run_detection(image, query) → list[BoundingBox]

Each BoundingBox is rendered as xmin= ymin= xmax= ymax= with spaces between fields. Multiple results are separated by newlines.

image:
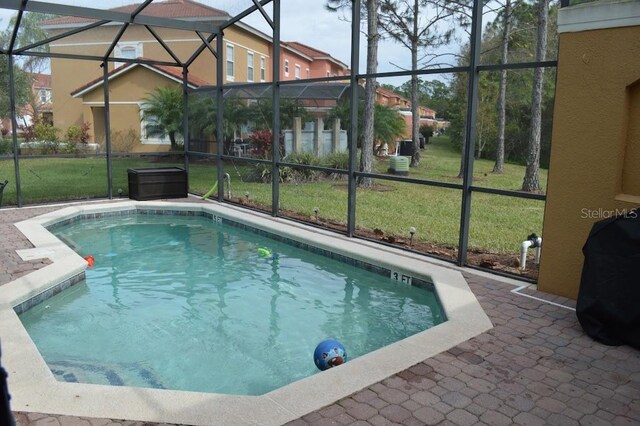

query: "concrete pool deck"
xmin=1 ymin=198 xmax=639 ymax=426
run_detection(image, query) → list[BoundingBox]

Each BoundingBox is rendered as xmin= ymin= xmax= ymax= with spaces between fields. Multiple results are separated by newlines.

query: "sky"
xmin=0 ymin=0 xmax=474 ymax=87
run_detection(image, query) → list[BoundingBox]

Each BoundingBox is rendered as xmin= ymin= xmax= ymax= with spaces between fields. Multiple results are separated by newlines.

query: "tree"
xmin=492 ymin=0 xmax=512 ymax=174
xmin=379 ymin=0 xmax=462 ymax=167
xmin=4 ymin=12 xmax=54 ymax=123
xmin=0 ymin=54 xmax=30 ymax=120
xmin=248 ymin=97 xmax=311 ymax=130
xmin=522 ymin=0 xmax=549 ymax=192
xmin=397 ymin=78 xmax=452 ymax=119
xmin=328 ymin=98 xmax=406 ymax=151
xmin=326 ymin=0 xmax=380 ymax=188
xmin=141 ymin=86 xmax=183 ymax=150
xmin=189 ymin=95 xmax=250 ymax=148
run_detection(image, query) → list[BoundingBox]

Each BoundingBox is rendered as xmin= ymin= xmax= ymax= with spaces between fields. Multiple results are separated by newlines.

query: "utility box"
xmin=388 ymin=156 xmax=410 ymax=176
xmin=127 ymin=167 xmax=188 ymax=201
xmin=398 ymin=140 xmax=415 ymax=156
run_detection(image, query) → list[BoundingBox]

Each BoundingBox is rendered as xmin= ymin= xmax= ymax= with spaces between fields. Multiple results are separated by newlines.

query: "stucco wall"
xmin=538 ymin=1 xmax=640 ymax=298
xmin=47 ymin=23 xmax=270 ymax=143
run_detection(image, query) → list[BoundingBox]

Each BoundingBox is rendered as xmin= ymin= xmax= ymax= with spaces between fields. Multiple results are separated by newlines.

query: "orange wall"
xmin=280 ymin=49 xmax=312 ymax=81
xmin=309 ymin=58 xmax=347 ymax=79
xmin=538 ymin=3 xmax=640 ymax=298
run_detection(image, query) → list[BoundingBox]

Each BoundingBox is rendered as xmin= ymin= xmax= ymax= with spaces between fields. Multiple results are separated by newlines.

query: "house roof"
xmin=71 ymin=60 xmax=207 ymax=97
xmin=376 ymin=86 xmax=405 ymax=101
xmin=284 ymin=41 xmax=332 ymax=59
xmin=221 ymin=82 xmax=362 ymax=103
xmin=41 ymin=0 xmax=229 ymax=27
xmin=376 ymin=86 xmax=436 ymax=116
xmin=30 ymin=73 xmax=51 ymax=89
xmin=283 ymin=41 xmax=349 ymax=70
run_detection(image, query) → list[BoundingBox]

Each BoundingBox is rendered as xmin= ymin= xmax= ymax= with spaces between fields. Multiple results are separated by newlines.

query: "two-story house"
xmin=40 ymin=0 xmax=351 ymax=153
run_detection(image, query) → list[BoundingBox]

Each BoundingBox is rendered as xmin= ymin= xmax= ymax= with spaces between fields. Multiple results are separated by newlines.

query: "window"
xmin=139 ymin=104 xmax=182 ymax=146
xmin=260 ymin=56 xmax=266 ymax=81
xmin=120 ymin=46 xmax=136 ymax=59
xmin=294 ymin=64 xmax=301 ymax=80
xmin=226 ymin=44 xmax=234 ymax=81
xmin=115 ymin=42 xmax=142 ymax=68
xmin=39 ymin=89 xmax=50 ymax=103
xmin=247 ymin=52 xmax=254 ymax=82
xmin=284 ymin=60 xmax=289 ymax=77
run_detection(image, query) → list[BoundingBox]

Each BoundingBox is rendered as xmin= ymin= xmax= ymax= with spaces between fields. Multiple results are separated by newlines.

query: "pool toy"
xmin=84 ymin=255 xmax=95 ymax=268
xmin=314 ymin=339 xmax=347 ymax=371
xmin=258 ymin=248 xmax=280 ymax=263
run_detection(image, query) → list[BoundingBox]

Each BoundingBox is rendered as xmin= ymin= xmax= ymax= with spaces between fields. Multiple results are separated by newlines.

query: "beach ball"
xmin=314 ymin=339 xmax=347 ymax=371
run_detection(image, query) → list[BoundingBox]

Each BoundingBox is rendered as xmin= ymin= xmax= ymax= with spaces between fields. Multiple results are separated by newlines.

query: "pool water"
xmin=19 ymin=214 xmax=444 ymax=395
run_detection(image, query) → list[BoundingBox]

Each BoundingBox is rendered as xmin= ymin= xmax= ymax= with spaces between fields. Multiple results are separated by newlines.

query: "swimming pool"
xmin=21 ymin=213 xmax=444 ymax=395
xmin=1 ymin=200 xmax=492 ymax=425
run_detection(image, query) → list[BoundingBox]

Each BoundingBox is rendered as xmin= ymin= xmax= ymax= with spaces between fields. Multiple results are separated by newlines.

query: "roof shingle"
xmin=42 ymin=0 xmax=229 ymax=27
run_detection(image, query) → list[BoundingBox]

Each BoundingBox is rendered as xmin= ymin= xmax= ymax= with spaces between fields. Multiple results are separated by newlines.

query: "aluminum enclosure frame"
xmin=0 ymin=0 xmax=558 ymax=278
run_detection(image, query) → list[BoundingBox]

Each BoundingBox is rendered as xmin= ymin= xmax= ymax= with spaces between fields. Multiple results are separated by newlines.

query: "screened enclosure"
xmin=0 ymin=0 xmax=581 ymax=281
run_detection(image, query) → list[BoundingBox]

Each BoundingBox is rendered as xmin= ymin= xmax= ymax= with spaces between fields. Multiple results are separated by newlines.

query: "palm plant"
xmin=140 ymin=86 xmax=183 ymax=151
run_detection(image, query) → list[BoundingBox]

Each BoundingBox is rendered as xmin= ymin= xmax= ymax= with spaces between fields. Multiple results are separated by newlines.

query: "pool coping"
xmin=0 ymin=200 xmax=493 ymax=426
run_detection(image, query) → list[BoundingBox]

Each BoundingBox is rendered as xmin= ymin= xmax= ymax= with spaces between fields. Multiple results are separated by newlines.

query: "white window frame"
xmin=115 ymin=42 xmax=142 ymax=68
xmin=284 ymin=59 xmax=289 ymax=77
xmin=260 ymin=56 xmax=266 ymax=82
xmin=39 ymin=89 xmax=49 ymax=103
xmin=294 ymin=64 xmax=301 ymax=80
xmin=139 ymin=103 xmax=181 ymax=145
xmin=226 ymin=43 xmax=235 ymax=81
xmin=247 ymin=51 xmax=254 ymax=82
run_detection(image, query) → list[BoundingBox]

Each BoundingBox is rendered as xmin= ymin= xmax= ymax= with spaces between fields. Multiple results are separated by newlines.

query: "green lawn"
xmin=0 ymin=137 xmax=547 ymax=255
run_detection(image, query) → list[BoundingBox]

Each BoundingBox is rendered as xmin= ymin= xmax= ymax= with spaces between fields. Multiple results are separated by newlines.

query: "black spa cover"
xmin=576 ymin=209 xmax=640 ymax=348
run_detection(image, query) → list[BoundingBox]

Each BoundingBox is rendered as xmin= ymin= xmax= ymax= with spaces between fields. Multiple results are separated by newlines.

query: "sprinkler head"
xmin=409 ymin=227 xmax=416 ymax=247
xmin=313 ymin=207 xmax=319 ymax=221
xmin=117 ymin=188 xmax=123 ymax=197
xmin=244 ymin=191 xmax=250 ymax=198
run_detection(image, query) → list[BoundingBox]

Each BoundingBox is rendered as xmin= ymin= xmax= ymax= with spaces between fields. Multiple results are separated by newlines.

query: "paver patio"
xmin=2 ymin=202 xmax=638 ymax=426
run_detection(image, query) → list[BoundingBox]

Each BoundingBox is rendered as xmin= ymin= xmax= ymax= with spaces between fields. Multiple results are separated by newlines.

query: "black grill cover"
xmin=576 ymin=209 xmax=640 ymax=348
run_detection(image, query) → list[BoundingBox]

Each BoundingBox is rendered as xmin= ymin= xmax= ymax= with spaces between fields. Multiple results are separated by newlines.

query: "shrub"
xmin=323 ymin=151 xmax=349 ymax=170
xmin=22 ymin=125 xmax=35 ymax=142
xmin=62 ymin=141 xmax=80 ymax=154
xmin=0 ymin=138 xmax=12 ymax=155
xmin=419 ymin=124 xmax=434 ymax=143
xmin=286 ymin=151 xmax=322 ymax=182
xmin=249 ymin=161 xmax=294 ymax=183
xmin=110 ymin=129 xmax=139 ymax=153
xmin=34 ymin=122 xmax=59 ymax=142
xmin=66 ymin=122 xmax=91 ymax=145
xmin=249 ymin=129 xmax=273 ymax=157
xmin=322 ymin=151 xmax=349 ymax=180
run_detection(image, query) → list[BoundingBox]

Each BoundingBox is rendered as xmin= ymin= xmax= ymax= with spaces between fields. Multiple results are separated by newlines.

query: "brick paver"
xmin=3 ymin=203 xmax=639 ymax=426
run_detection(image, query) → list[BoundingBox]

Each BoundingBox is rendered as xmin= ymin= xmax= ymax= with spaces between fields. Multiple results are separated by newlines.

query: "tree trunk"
xmin=522 ymin=0 xmax=549 ymax=192
xmin=457 ymin=135 xmax=465 ymax=178
xmin=169 ymin=131 xmax=177 ymax=151
xmin=358 ymin=0 xmax=379 ymax=188
xmin=493 ymin=0 xmax=511 ymax=174
xmin=409 ymin=0 xmax=420 ymax=167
